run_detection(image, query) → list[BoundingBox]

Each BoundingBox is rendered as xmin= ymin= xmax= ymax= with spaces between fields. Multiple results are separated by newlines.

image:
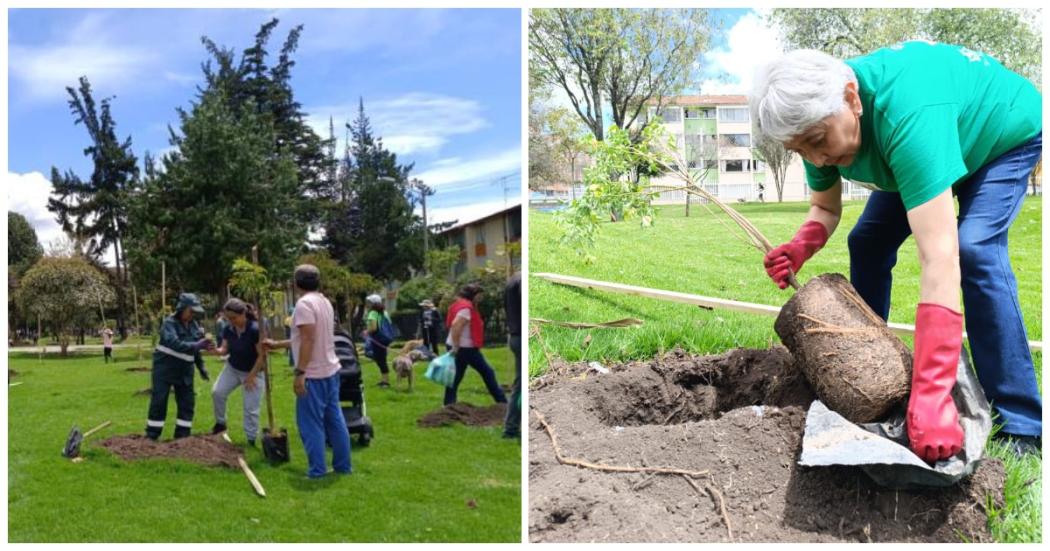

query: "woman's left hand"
xmin=244 ymin=373 xmax=257 ymax=391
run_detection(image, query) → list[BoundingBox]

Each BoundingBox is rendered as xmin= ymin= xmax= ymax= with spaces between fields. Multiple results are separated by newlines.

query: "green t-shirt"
xmin=805 ymin=41 xmax=1041 ymax=210
xmin=366 ymin=310 xmax=390 ymax=331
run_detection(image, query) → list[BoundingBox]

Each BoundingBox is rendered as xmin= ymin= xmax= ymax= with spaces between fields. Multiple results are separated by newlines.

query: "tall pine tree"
xmin=322 ymin=99 xmax=423 ymax=282
xmin=48 ymin=76 xmax=138 ymax=339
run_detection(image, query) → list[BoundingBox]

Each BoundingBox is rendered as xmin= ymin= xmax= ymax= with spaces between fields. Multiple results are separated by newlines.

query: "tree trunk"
xmin=774 ymin=274 xmax=912 ymax=423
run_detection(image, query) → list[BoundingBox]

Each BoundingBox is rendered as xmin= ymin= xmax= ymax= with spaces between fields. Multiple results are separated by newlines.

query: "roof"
xmin=438 ymin=202 xmax=522 ymax=234
xmin=647 ymin=95 xmax=748 ymax=106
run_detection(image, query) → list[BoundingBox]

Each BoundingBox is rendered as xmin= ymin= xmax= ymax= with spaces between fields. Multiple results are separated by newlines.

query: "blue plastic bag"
xmin=424 ymin=352 xmax=457 ymax=388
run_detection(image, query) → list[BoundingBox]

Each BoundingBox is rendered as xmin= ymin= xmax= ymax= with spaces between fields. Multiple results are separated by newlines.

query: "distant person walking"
xmin=444 ymin=283 xmax=507 ymax=406
xmin=208 ymin=298 xmax=265 ymax=446
xmin=503 ymin=272 xmax=522 ymax=439
xmin=418 ymin=299 xmax=443 ymax=356
xmin=101 ymin=326 xmax=114 ymax=364
xmin=364 ymin=294 xmax=393 ymax=388
xmin=263 ymin=265 xmax=351 ymax=479
xmin=145 ymin=293 xmax=213 ymax=440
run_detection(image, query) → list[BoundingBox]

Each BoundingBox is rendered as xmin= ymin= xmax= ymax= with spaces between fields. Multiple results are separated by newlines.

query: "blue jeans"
xmin=848 ymin=132 xmax=1043 ymax=436
xmin=296 ymin=372 xmax=352 ymax=478
xmin=444 ymin=347 xmax=508 ymax=406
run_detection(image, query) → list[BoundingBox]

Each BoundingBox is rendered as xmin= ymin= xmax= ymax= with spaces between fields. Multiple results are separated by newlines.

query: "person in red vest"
xmin=444 ymin=283 xmax=508 ymax=406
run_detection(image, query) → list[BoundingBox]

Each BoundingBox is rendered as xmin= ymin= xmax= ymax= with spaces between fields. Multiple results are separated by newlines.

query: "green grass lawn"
xmin=8 ymin=344 xmax=520 ymax=543
xmin=529 ymin=198 xmax=1041 ymax=543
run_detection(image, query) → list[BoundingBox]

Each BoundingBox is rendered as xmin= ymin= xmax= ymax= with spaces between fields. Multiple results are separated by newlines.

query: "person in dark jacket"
xmin=145 ymin=293 xmax=214 ymax=440
xmin=502 ymin=272 xmax=522 ymax=439
xmin=418 ymin=299 xmax=443 ymax=355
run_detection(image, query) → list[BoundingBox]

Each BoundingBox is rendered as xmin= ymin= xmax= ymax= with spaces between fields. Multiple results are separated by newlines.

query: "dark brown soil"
xmin=775 ymin=274 xmax=912 ymax=422
xmin=97 ymin=434 xmax=242 ymax=468
xmin=529 ymin=347 xmax=1003 ymax=543
xmin=418 ymin=403 xmax=508 ymax=428
xmin=124 ymin=366 xmax=150 ymax=372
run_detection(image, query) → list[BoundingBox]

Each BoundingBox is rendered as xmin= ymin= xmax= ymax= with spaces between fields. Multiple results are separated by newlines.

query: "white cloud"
xmin=7 ymin=172 xmax=66 ymax=249
xmin=426 ymin=198 xmax=520 ymax=227
xmin=413 ymin=147 xmax=520 ymax=189
xmin=305 ymin=92 xmax=488 ymax=157
xmin=697 ymin=10 xmax=784 ymax=95
xmin=163 ymin=71 xmax=198 ymax=86
xmin=9 ymin=13 xmax=157 ymax=103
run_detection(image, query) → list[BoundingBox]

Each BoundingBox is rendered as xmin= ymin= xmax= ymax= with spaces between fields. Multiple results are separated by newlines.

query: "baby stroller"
xmin=334 ymin=327 xmax=374 ymax=446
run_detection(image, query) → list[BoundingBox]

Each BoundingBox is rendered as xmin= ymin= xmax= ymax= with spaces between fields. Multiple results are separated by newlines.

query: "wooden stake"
xmin=238 ymin=456 xmax=266 ymax=497
xmin=533 ymin=272 xmax=1044 ymax=352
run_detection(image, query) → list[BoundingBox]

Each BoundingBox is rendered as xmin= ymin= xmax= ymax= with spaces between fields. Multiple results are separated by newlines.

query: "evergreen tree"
xmin=322 ymin=99 xmax=423 ymax=282
xmin=127 ymin=87 xmax=303 ymax=299
xmin=47 ymin=76 xmax=138 ymax=339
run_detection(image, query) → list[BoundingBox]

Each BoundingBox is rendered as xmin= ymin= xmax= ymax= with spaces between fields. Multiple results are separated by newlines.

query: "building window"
xmin=685 ymin=107 xmax=715 ymax=119
xmin=718 ymin=107 xmax=749 ymax=123
xmin=650 ymin=106 xmax=681 ymax=123
xmin=750 ymin=159 xmax=765 ymax=172
xmin=474 ymin=230 xmax=486 ymax=258
xmin=720 ymin=134 xmax=751 ymax=147
xmin=723 ymin=160 xmax=746 ymax=172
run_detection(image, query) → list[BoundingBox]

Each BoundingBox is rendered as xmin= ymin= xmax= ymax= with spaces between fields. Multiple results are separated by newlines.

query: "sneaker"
xmin=211 ymin=422 xmax=227 ymax=435
xmin=994 ymin=433 xmax=1041 ymax=458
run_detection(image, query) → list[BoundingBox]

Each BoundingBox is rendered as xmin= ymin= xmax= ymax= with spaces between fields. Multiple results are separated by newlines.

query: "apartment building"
xmin=642 ymin=95 xmax=816 ymax=203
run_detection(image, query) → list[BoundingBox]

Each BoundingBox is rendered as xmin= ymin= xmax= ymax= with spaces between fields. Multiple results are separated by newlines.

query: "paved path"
xmin=8 ymin=343 xmax=147 ymax=353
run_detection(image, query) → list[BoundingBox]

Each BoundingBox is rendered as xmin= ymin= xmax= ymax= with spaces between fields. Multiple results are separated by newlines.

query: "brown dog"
xmin=393 ymin=339 xmax=428 ymax=392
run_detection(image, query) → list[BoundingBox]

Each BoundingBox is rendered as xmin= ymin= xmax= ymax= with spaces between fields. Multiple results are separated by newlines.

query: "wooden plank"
xmin=238 ymin=456 xmax=266 ymax=497
xmin=533 ymin=272 xmax=1043 ymax=352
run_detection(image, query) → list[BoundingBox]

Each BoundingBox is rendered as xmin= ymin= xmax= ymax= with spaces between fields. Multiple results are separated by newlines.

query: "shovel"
xmin=260 ymin=311 xmax=289 ymax=464
xmin=62 ymin=420 xmax=111 ymax=458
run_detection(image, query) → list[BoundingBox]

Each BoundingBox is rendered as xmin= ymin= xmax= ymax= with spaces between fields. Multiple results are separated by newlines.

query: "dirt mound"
xmin=124 ymin=366 xmax=150 ymax=372
xmin=97 ymin=434 xmax=242 ymax=468
xmin=418 ymin=403 xmax=508 ymax=428
xmin=529 ymin=347 xmax=1004 ymax=543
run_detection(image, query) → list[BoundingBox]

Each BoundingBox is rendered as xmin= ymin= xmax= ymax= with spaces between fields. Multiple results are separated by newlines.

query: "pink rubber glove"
xmin=763 ymin=220 xmax=829 ymax=289
xmin=907 ymin=303 xmax=965 ymax=463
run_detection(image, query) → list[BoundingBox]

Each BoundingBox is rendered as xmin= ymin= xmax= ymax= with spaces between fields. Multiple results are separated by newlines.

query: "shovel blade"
xmin=62 ymin=426 xmax=83 ymax=458
xmin=262 ymin=427 xmax=290 ymax=464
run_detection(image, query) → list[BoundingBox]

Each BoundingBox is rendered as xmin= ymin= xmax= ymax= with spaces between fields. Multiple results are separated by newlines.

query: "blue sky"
xmin=7 ymin=8 xmax=522 ymax=250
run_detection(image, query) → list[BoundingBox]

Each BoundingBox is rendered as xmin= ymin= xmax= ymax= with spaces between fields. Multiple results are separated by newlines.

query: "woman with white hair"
xmin=364 ymin=293 xmax=394 ymax=388
xmin=751 ymin=41 xmax=1041 ymax=461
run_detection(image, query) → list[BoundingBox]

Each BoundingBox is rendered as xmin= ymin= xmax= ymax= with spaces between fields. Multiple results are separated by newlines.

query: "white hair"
xmin=750 ymin=49 xmax=857 ymax=143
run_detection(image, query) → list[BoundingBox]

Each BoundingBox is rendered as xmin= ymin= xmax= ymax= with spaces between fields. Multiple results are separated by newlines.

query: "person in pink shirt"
xmin=263 ymin=264 xmax=351 ymax=478
xmin=101 ymin=326 xmax=114 ymax=363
